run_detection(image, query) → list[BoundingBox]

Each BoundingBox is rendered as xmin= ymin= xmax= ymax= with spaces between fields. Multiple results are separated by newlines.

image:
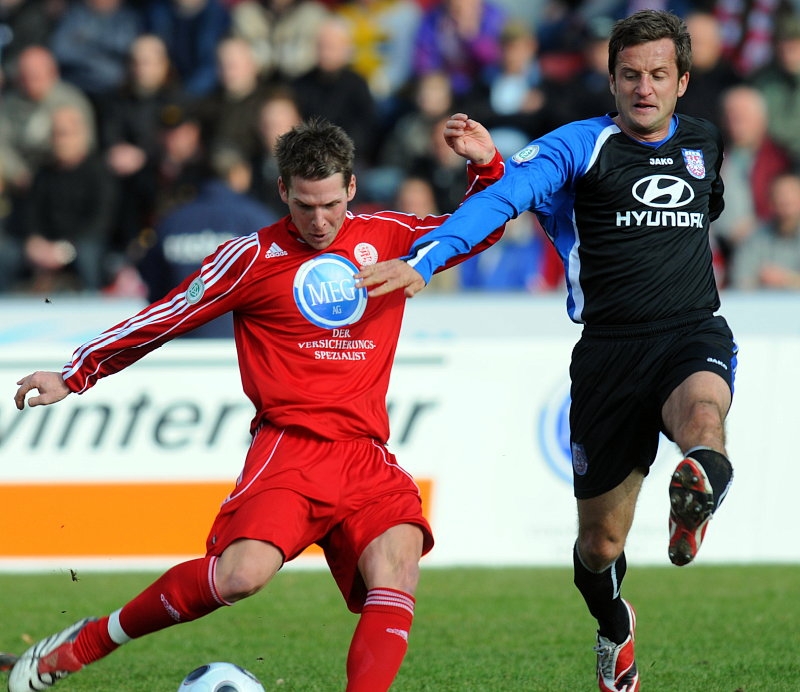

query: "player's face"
xmin=280 ymin=173 xmax=356 ymax=250
xmin=609 ymin=37 xmax=689 ymax=142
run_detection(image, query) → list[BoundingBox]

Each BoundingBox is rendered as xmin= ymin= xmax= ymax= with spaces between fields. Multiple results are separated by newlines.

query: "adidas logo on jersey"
xmin=264 ymin=242 xmax=288 ymax=259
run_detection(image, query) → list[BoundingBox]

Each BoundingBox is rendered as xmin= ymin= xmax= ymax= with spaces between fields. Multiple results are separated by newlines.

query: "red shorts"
xmin=205 ymin=424 xmax=434 ymax=612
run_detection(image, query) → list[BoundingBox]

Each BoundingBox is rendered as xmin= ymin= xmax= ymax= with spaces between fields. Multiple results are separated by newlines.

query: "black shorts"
xmin=569 ymin=311 xmax=737 ymax=500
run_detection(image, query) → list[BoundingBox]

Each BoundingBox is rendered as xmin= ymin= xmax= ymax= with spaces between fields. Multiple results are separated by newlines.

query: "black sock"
xmin=573 ymin=543 xmax=630 ymax=643
xmin=685 ymin=447 xmax=733 ymax=512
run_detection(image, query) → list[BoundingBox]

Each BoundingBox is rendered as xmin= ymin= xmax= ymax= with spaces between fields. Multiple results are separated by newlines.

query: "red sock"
xmin=73 ymin=616 xmax=118 ymax=665
xmin=346 ymin=588 xmax=415 ymax=692
xmin=119 ymin=556 xmax=229 ymax=638
xmin=73 ymin=556 xmax=229 ymax=665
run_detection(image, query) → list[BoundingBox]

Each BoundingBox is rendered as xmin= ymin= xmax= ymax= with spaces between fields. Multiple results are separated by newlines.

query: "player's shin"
xmin=573 ymin=543 xmax=630 ymax=643
xmin=345 ymin=588 xmax=415 ymax=692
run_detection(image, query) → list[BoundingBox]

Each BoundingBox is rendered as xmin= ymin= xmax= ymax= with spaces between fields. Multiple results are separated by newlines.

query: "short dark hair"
xmin=608 ymin=10 xmax=691 ymax=77
xmin=274 ymin=118 xmax=355 ymax=189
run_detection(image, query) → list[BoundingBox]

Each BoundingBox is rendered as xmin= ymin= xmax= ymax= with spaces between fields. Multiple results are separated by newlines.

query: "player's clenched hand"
xmin=14 ymin=371 xmax=70 ymax=410
xmin=355 ymin=260 xmax=426 ymax=298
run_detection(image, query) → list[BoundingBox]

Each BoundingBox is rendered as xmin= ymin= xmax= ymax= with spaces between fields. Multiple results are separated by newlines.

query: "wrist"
xmin=470 ymin=148 xmax=500 ymax=167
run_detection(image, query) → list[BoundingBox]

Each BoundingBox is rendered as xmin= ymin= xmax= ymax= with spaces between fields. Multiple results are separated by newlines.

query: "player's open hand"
xmin=355 ymin=260 xmax=426 ymax=298
xmin=14 ymin=371 xmax=70 ymax=410
xmin=444 ymin=112 xmax=497 ymax=166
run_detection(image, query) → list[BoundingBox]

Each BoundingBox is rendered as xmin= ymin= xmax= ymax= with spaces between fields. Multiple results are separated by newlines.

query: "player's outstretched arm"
xmin=14 ymin=371 xmax=70 ymax=410
xmin=444 ymin=112 xmax=497 ymax=165
xmin=355 ymin=259 xmax=426 ymax=298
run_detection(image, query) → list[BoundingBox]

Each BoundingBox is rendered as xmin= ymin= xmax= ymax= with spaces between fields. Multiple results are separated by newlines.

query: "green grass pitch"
xmin=0 ymin=564 xmax=797 ymax=691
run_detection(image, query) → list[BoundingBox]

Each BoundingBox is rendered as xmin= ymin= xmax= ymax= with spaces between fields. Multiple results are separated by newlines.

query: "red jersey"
xmin=62 ymin=153 xmax=505 ymax=442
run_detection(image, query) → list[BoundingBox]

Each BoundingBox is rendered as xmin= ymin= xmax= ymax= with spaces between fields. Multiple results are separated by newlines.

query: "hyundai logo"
xmin=632 ymin=175 xmax=694 ymax=208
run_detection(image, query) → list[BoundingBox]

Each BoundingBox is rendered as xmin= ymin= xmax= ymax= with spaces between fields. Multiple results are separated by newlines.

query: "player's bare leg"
xmin=346 ymin=523 xmax=423 ymax=692
xmin=8 ymin=541 xmax=282 ymax=692
xmin=662 ymin=371 xmax=733 ymax=565
xmin=575 ymin=470 xmax=644 ymax=692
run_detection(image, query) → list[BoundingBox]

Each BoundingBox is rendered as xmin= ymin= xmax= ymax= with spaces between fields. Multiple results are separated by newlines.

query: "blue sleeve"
xmin=404 ymin=121 xmax=600 ymax=283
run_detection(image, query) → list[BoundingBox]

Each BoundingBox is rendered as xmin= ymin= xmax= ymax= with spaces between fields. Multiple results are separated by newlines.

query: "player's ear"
xmin=677 ymin=71 xmax=689 ymax=98
xmin=347 ymin=174 xmax=357 ymax=202
xmin=278 ymin=176 xmax=289 ymax=203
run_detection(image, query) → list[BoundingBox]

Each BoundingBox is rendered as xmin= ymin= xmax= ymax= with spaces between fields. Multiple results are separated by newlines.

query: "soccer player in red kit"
xmin=10 ymin=114 xmax=505 ymax=692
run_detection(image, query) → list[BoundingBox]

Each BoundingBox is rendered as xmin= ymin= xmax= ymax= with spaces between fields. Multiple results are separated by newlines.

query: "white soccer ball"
xmin=177 ymin=661 xmax=266 ymax=692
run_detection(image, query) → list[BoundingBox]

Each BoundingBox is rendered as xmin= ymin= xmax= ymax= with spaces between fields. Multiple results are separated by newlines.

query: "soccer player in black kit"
xmin=356 ymin=10 xmax=737 ymax=692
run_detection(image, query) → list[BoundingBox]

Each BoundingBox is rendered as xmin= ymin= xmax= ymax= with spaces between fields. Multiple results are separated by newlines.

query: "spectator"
xmin=392 ymin=173 xmax=458 ymax=291
xmin=0 ymin=0 xmax=63 ymax=81
xmin=713 ymin=84 xmax=792 ymax=268
xmin=379 ymin=70 xmax=455 ymax=168
xmin=150 ymin=99 xmax=209 ymax=224
xmin=197 ymin=36 xmax=274 ymax=162
xmin=334 ymin=0 xmax=422 ymax=115
xmin=463 ymin=17 xmax=549 ymax=155
xmin=393 ymin=173 xmax=439 ymax=218
xmin=677 ymin=10 xmax=743 ymax=132
xmin=143 ymin=0 xmax=231 ymax=97
xmin=229 ymin=0 xmax=330 ymax=82
xmin=730 ymin=171 xmax=800 ymax=289
xmin=750 ymin=13 xmax=800 ymax=164
xmin=542 ymin=15 xmax=616 ymax=128
xmin=0 ymin=45 xmax=95 ymax=195
xmin=601 ymin=0 xmax=695 ymax=22
xmin=49 ymin=0 xmax=143 ymax=112
xmin=21 ymin=104 xmax=117 ymax=293
xmin=0 ymin=159 xmax=24 ymax=292
xmin=458 ymin=212 xmax=564 ymax=292
xmin=290 ymin=15 xmax=378 ymax=166
xmin=412 ymin=0 xmax=507 ymax=98
xmin=138 ymin=146 xmax=278 ymax=335
xmin=714 ymin=0 xmax=782 ymax=75
xmin=370 ymin=70 xmax=455 ymax=203
xmin=248 ymin=85 xmax=303 ymax=212
xmin=404 ymin=113 xmax=476 ymax=215
xmin=99 ymin=33 xmax=187 ymax=257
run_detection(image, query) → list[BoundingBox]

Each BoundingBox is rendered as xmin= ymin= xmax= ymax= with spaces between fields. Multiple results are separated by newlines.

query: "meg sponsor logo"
xmin=293 ymin=253 xmax=368 ymax=329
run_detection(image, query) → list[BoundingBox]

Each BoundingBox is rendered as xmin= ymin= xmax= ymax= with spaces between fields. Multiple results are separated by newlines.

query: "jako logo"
xmin=293 ymin=253 xmax=368 ymax=329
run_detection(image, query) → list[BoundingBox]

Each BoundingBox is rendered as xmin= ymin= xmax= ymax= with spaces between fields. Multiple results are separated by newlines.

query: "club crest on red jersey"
xmin=354 ymin=242 xmax=378 ymax=267
xmin=293 ymin=253 xmax=368 ymax=329
xmin=681 ymin=148 xmax=705 ymax=179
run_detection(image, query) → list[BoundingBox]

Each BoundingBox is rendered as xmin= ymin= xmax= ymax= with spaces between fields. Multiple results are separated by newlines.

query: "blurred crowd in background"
xmin=2 ymin=0 xmax=800 ymax=306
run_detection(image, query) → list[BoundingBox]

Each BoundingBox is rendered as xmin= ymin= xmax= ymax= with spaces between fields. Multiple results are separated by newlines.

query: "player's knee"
xmin=392 ymin=558 xmax=421 ymax=593
xmin=668 ymin=397 xmax=728 ymax=450
xmin=216 ymin=564 xmax=270 ymax=602
xmin=577 ymin=533 xmax=624 ymax=572
xmin=361 ymin=552 xmax=421 ymax=594
xmin=215 ymin=540 xmax=281 ymax=602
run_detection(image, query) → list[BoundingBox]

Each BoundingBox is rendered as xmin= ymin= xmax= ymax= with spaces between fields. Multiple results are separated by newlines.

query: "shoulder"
xmin=675 ymin=114 xmax=724 ymax=152
xmin=509 ymin=116 xmax=618 ymax=172
xmin=346 ymin=209 xmax=420 ymax=230
xmin=676 ymin=113 xmax=720 ymax=136
xmin=539 ymin=116 xmax=619 ymax=151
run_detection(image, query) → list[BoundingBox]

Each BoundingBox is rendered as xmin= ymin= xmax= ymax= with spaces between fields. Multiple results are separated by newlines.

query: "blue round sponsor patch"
xmin=293 ymin=253 xmax=368 ymax=329
xmin=512 ymin=144 xmax=539 ymax=164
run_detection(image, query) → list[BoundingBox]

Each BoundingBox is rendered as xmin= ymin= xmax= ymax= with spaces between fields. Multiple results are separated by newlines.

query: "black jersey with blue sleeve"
xmin=403 ymin=113 xmax=724 ymax=326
